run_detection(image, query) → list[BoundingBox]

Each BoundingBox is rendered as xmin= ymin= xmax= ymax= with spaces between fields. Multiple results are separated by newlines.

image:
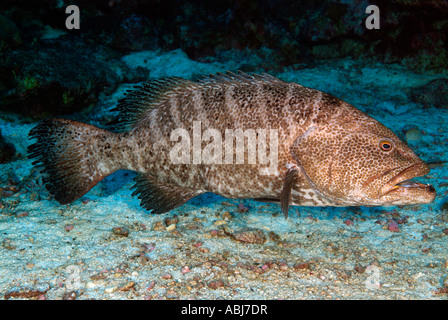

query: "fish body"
xmin=28 ymin=73 xmax=436 ymax=216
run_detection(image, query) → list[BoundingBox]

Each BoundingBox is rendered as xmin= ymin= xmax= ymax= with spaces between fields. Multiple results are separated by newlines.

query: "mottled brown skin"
xmin=28 ymin=73 xmax=436 ymax=215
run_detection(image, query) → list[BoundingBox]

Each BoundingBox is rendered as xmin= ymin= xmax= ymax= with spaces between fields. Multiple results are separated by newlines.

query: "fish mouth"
xmin=380 ymin=163 xmax=436 ymax=203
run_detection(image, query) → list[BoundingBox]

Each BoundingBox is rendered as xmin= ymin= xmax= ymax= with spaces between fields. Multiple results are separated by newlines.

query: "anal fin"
xmin=132 ymin=174 xmax=202 ymax=214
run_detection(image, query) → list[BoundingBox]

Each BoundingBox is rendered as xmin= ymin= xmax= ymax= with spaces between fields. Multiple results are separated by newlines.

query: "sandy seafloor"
xmin=0 ymin=49 xmax=447 ymax=300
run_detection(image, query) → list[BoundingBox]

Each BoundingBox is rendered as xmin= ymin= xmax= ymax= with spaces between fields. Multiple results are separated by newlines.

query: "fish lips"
xmin=380 ymin=162 xmax=436 ymax=203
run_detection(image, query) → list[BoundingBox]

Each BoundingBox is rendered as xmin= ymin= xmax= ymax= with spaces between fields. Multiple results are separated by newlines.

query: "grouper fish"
xmin=28 ymin=72 xmax=436 ymax=217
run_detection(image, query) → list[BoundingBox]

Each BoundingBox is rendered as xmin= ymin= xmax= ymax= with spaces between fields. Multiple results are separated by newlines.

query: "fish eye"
xmin=379 ymin=140 xmax=393 ymax=152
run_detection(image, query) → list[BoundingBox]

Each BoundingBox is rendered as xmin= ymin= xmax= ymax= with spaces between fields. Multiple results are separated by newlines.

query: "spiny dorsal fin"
xmin=108 ymin=77 xmax=193 ymax=132
xmin=199 ymin=71 xmax=283 ymax=87
xmin=108 ymin=72 xmax=284 ymax=132
xmin=132 ymin=173 xmax=203 ymax=214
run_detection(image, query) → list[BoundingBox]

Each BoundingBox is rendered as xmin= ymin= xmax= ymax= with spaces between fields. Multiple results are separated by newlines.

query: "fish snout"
xmin=379 ymin=161 xmax=436 ymax=204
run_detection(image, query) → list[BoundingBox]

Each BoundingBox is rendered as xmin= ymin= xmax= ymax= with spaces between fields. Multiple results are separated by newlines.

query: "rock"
xmin=388 ymin=222 xmax=400 ymax=232
xmin=405 ymin=128 xmax=423 ymax=143
xmin=207 ymin=279 xmax=225 ymax=289
xmin=118 ymin=281 xmax=135 ymax=292
xmin=222 ymin=211 xmax=232 ymax=220
xmin=237 ymin=203 xmax=249 ymax=212
xmin=165 ymin=224 xmax=176 ymax=232
xmin=0 ymin=38 xmax=146 ymax=118
xmin=62 ymin=291 xmax=77 ymax=300
xmin=15 ymin=211 xmax=28 ymax=217
xmin=0 ymin=14 xmax=22 ymax=48
xmin=4 ymin=283 xmax=50 ymax=299
xmin=104 ymin=286 xmax=118 ymax=294
xmin=152 ymin=221 xmax=165 ymax=231
xmin=165 ymin=289 xmax=179 ymax=299
xmin=440 ymin=199 xmax=448 ymax=213
xmin=231 ymin=229 xmax=266 ymax=244
xmin=213 ymin=220 xmax=227 ymax=226
xmin=181 ymin=266 xmax=190 ymax=274
xmin=1 ymin=238 xmax=15 ymax=250
xmin=2 ymin=1 xmax=448 ymax=74
xmin=112 ymin=226 xmax=129 ymax=237
xmin=0 ymin=129 xmax=15 ymax=164
xmin=409 ymin=79 xmax=448 ymax=109
xmin=293 ymin=262 xmax=310 ymax=270
xmin=438 ymin=199 xmax=448 ymax=222
xmin=109 ymin=14 xmax=160 ymax=52
xmin=165 ymin=215 xmax=179 ymax=226
xmin=354 ymin=265 xmax=366 ymax=273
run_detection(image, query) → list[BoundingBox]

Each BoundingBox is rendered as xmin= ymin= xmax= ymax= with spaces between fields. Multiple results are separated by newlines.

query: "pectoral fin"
xmin=280 ymin=165 xmax=300 ymax=219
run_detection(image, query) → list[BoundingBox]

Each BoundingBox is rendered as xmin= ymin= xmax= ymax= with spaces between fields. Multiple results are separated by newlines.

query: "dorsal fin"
xmin=108 ymin=77 xmax=193 ymax=132
xmin=199 ymin=71 xmax=282 ymax=87
xmin=108 ymin=72 xmax=284 ymax=132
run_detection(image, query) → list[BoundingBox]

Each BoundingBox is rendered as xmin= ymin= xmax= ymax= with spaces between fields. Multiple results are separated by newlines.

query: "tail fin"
xmin=28 ymin=119 xmax=119 ymax=204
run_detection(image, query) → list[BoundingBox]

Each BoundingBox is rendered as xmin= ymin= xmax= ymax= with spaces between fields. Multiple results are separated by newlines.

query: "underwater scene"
xmin=0 ymin=0 xmax=447 ymax=301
